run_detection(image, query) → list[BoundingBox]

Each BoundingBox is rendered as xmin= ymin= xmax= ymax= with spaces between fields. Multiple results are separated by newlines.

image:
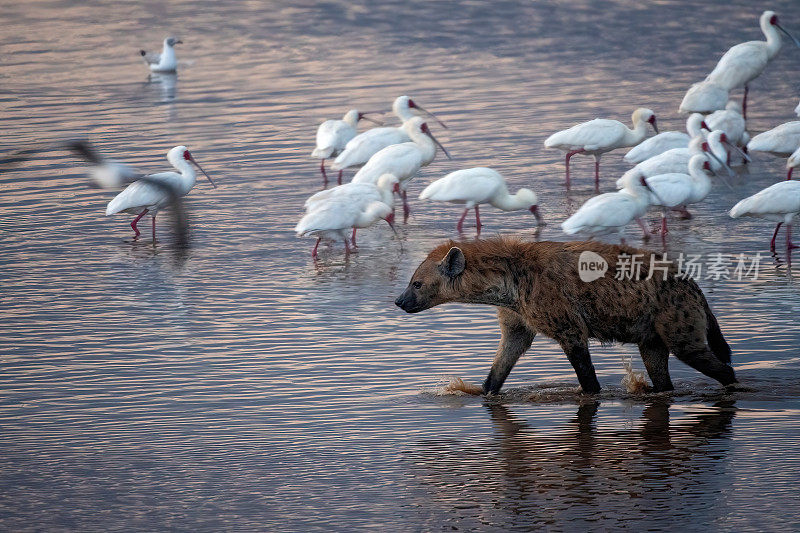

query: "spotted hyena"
xmin=395 ymin=237 xmax=736 ymax=394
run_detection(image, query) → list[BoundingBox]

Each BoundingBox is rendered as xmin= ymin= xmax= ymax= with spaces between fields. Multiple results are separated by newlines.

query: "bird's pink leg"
xmin=402 ymin=190 xmax=410 ymax=223
xmin=594 ymin=155 xmax=601 ymax=190
xmin=672 ymin=205 xmax=692 ymax=219
xmin=742 ymin=145 xmax=749 ymax=165
xmin=635 ymin=217 xmax=650 ymax=240
xmin=565 ymin=149 xmax=585 ymax=188
xmin=788 ymin=224 xmax=799 ymax=250
xmin=351 ymin=227 xmax=358 ymax=248
xmin=456 ymin=208 xmax=469 ymax=233
xmin=787 ymin=168 xmax=794 ymax=181
xmin=660 ymin=213 xmax=668 ymax=237
xmin=320 ymin=159 xmax=328 ymax=186
xmin=742 ymin=85 xmax=749 ymax=121
xmin=130 ymin=208 xmax=149 ymax=240
xmin=151 ymin=215 xmax=157 ymax=242
xmin=312 ymin=238 xmax=321 ymax=259
xmin=343 ymin=238 xmax=352 ymax=255
xmin=475 ymin=206 xmax=482 ymax=235
xmin=770 ymin=222 xmax=783 ymax=252
xmin=337 ymin=170 xmax=343 ymax=185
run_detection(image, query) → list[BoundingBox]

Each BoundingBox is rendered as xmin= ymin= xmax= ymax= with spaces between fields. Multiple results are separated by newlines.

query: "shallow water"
xmin=2 ymin=0 xmax=800 ymax=530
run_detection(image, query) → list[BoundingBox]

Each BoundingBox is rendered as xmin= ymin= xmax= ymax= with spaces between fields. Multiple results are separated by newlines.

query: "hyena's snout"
xmin=395 ymin=286 xmax=422 ymax=313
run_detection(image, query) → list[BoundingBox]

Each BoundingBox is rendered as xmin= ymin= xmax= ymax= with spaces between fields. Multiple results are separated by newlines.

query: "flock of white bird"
xmin=291 ymin=10 xmax=800 ymax=257
xmin=68 ymin=12 xmax=800 ymax=257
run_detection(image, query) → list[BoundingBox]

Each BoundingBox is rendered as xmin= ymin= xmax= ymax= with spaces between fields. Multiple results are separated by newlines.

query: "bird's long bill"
xmin=650 ymin=117 xmax=659 ymax=134
xmin=384 ymin=213 xmax=403 ymax=249
xmin=190 ymin=158 xmax=217 ymax=188
xmin=723 ymin=139 xmax=752 ymax=162
xmin=776 ymin=24 xmax=800 ymax=48
xmin=706 ymin=150 xmax=734 ymax=177
xmin=529 ymin=205 xmax=543 ymax=225
xmin=359 ymin=113 xmax=384 ymax=126
xmin=425 ymin=130 xmax=452 ymax=160
xmin=414 ymin=104 xmax=448 ymax=129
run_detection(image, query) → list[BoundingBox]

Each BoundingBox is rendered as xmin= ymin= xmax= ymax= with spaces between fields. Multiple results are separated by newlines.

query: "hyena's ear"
xmin=439 ymin=247 xmax=465 ymax=278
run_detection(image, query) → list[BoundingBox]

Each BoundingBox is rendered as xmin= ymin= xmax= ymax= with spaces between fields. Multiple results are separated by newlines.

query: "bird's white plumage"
xmin=295 ymin=199 xmax=392 ymax=241
xmin=624 ymin=132 xmax=690 ymax=164
xmin=351 ymin=117 xmax=438 ymax=189
xmin=730 ymin=180 xmax=800 ymax=223
xmin=705 ymin=11 xmax=784 ymax=90
xmin=312 ymin=110 xmax=360 ymax=159
xmin=747 ymin=121 xmax=800 ymax=156
xmin=679 ymin=81 xmax=729 ymax=114
xmin=331 ymin=96 xmax=418 ymax=170
xmin=706 ymin=101 xmax=747 ymax=145
xmin=562 ymin=172 xmax=651 ymax=237
xmin=142 ymin=37 xmax=181 ymax=73
xmin=545 ymin=114 xmax=648 ymax=154
xmin=304 ymin=174 xmax=398 ymax=212
xmin=643 ymin=154 xmax=714 ymax=208
xmin=419 ymin=167 xmax=538 ymax=210
xmin=106 ymin=146 xmax=199 ymax=216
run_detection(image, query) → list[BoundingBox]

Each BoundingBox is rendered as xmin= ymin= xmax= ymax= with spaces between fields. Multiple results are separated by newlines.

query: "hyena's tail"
xmin=704 ymin=301 xmax=732 ymax=365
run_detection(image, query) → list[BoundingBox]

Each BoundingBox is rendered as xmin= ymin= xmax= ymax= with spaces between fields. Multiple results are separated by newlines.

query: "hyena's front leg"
xmin=483 ymin=308 xmax=536 ymax=395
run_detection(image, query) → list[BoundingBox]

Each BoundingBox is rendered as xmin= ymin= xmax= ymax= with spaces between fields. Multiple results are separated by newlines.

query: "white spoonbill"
xmin=332 ymin=95 xmax=446 ymax=171
xmin=624 ymin=113 xmax=708 ymax=164
xmin=106 ymin=145 xmax=215 ymax=241
xmin=304 ymin=173 xmax=399 ymax=246
xmin=679 ymin=80 xmax=730 ymax=115
xmin=703 ymin=10 xmax=800 ymax=118
xmin=562 ymin=171 xmax=653 ymax=242
xmin=706 ymin=101 xmax=747 ymax=146
xmin=419 ymin=167 xmax=542 ymax=234
xmin=295 ymin=199 xmax=395 ymax=258
xmin=618 ymin=136 xmax=729 ymax=187
xmin=311 ymin=109 xmax=381 ymax=185
xmin=639 ymin=154 xmax=716 ymax=236
xmin=747 ymin=121 xmax=800 ymax=178
xmin=140 ymin=37 xmax=183 ymax=73
xmin=352 ymin=116 xmax=451 ymax=221
xmin=544 ymin=108 xmax=658 ymax=188
xmin=730 ymin=154 xmax=800 ymax=250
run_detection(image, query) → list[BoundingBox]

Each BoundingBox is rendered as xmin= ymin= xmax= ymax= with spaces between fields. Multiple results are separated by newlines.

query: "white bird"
xmin=679 ymin=80 xmax=730 ymax=114
xmin=304 ymin=173 xmax=399 ymax=246
xmin=351 ymin=116 xmax=450 ymax=221
xmin=106 ymin=145 xmax=215 ymax=241
xmin=703 ymin=10 xmax=800 ymax=118
xmin=639 ymin=154 xmax=716 ymax=236
xmin=562 ymin=170 xmax=653 ymax=242
xmin=140 ymin=37 xmax=183 ymax=73
xmin=618 ymin=134 xmax=733 ymax=188
xmin=747 ymin=121 xmax=800 ymax=178
xmin=332 ymin=96 xmax=446 ymax=171
xmin=624 ymin=113 xmax=708 ymax=164
xmin=796 ymin=100 xmax=800 ymax=117
xmin=311 ymin=109 xmax=380 ymax=185
xmin=544 ymin=108 xmax=658 ymax=188
xmin=730 ymin=154 xmax=800 ymax=251
xmin=706 ymin=100 xmax=748 ymax=147
xmin=419 ymin=167 xmax=542 ymax=234
xmin=295 ymin=200 xmax=395 ymax=258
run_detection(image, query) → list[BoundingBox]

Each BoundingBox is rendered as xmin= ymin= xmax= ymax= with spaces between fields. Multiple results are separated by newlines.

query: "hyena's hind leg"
xmin=482 ymin=308 xmax=536 ymax=395
xmin=656 ymin=316 xmax=737 ymax=387
xmin=638 ymin=337 xmax=675 ymax=392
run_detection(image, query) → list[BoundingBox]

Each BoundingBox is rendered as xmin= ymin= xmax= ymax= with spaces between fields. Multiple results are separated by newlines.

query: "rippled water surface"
xmin=2 ymin=0 xmax=800 ymax=530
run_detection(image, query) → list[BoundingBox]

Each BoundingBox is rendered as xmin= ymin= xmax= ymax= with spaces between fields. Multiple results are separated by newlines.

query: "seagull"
xmin=140 ymin=37 xmax=183 ymax=73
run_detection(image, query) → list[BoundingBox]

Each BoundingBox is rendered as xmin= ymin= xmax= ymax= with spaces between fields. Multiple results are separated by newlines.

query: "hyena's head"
xmin=395 ymin=247 xmax=465 ymax=313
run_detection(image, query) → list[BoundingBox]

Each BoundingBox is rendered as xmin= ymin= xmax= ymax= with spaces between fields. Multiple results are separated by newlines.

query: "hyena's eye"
xmin=412 ymin=281 xmax=422 ymax=289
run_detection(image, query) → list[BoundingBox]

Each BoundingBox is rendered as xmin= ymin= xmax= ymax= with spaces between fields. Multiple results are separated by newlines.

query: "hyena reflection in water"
xmin=395 ymin=237 xmax=737 ymax=395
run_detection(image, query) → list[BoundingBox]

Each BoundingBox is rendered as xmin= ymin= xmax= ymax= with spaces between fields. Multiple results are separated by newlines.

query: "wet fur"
xmin=395 ymin=237 xmax=736 ymax=394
